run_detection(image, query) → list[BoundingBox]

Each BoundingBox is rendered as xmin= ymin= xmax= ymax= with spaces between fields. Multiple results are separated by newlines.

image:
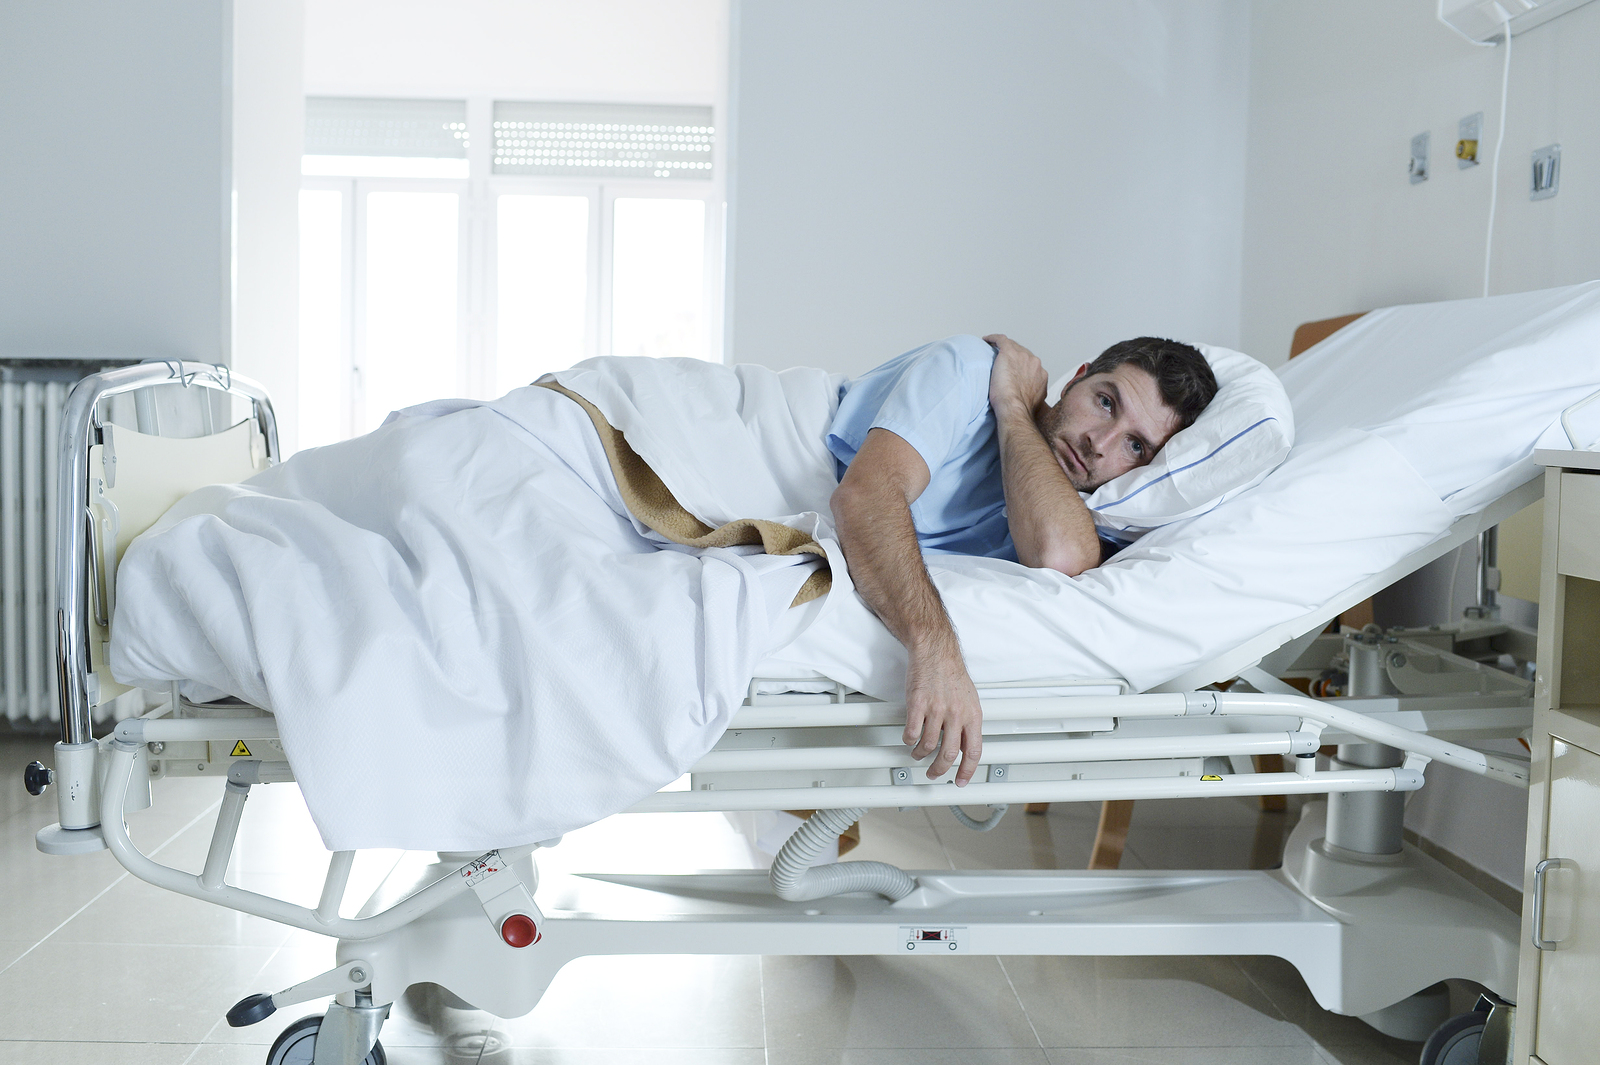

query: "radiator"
xmin=1 ymin=368 xmax=80 ymax=727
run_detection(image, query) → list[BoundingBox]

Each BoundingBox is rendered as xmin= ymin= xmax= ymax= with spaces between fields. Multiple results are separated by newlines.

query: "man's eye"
xmin=1098 ymin=394 xmax=1112 ymax=411
xmin=1129 ymin=439 xmax=1145 ymax=456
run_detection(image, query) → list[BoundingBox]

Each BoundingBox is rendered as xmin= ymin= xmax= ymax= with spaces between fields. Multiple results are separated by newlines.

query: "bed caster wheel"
xmin=265 ymin=1015 xmax=386 ymax=1065
xmin=1418 ymin=1011 xmax=1485 ymax=1065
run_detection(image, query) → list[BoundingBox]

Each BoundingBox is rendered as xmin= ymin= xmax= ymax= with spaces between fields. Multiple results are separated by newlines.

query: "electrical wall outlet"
xmin=1457 ymin=112 xmax=1483 ymax=168
xmin=1410 ymin=131 xmax=1430 ymax=183
xmin=1531 ymin=144 xmax=1561 ymax=200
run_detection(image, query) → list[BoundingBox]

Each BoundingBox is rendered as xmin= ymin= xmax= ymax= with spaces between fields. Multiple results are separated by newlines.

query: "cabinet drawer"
xmin=1557 ymin=473 xmax=1600 ymax=581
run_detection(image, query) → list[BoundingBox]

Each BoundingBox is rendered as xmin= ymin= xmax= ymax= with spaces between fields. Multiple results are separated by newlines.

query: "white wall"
xmin=727 ymin=0 xmax=1252 ymax=378
xmin=0 ymin=1 xmax=231 ymax=362
xmin=233 ymin=0 xmax=306 ymax=449
xmin=1242 ymin=0 xmax=1600 ymax=365
xmin=303 ymin=0 xmax=725 ymax=102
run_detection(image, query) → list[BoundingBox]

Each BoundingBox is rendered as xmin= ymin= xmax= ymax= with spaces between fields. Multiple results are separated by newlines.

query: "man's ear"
xmin=1059 ymin=363 xmax=1090 ymax=400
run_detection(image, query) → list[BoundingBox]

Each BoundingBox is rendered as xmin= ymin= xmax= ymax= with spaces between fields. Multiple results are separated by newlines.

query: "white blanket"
xmin=110 ymin=381 xmax=830 ymax=851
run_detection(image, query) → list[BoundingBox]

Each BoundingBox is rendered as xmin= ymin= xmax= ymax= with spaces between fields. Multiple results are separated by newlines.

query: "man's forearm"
xmin=993 ymin=401 xmax=1100 ymax=575
xmin=832 ymin=480 xmax=960 ymax=658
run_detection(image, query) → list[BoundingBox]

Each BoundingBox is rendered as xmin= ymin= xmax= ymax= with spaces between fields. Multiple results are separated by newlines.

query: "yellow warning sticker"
xmin=230 ymin=741 xmax=252 ymax=758
xmin=1200 ymin=774 xmax=1223 ymax=781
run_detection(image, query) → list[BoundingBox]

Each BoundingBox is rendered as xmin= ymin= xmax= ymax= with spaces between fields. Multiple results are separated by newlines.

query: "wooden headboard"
xmin=1289 ymin=312 xmax=1366 ymax=359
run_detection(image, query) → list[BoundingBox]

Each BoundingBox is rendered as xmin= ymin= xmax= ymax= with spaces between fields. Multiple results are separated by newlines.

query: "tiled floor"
xmin=0 ymin=731 xmax=1463 ymax=1065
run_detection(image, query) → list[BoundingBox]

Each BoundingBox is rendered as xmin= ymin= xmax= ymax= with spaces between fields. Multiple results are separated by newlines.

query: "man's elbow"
xmin=830 ymin=481 xmax=864 ymax=524
xmin=1035 ymin=537 xmax=1099 ymax=578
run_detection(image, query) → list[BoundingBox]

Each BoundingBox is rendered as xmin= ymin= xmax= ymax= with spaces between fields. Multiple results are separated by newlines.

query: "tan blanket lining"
xmin=538 ymin=381 xmax=832 ymax=607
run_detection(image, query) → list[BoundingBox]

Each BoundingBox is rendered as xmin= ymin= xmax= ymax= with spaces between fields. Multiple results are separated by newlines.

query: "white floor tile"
xmin=1003 ymin=954 xmax=1309 ymax=1049
xmin=771 ymin=1051 xmax=1050 ymax=1065
xmin=0 ymin=941 xmax=35 ymax=971
xmin=1231 ymin=955 xmax=1425 ymax=1061
xmin=1044 ymin=1049 xmax=1329 ymax=1064
xmin=50 ymin=872 xmax=295 ymax=949
xmin=0 ymin=941 xmax=277 ymax=1044
xmin=0 ymin=812 xmax=130 ymax=942
xmin=1314 ymin=1043 xmax=1425 ymax=1065
xmin=482 ymin=1051 xmax=766 ymax=1065
xmin=761 ymin=954 xmax=1038 ymax=1049
xmin=0 ymin=1041 xmax=196 ymax=1064
xmin=494 ymin=953 xmax=765 ymax=1048
xmin=183 ymin=1046 xmax=276 ymax=1065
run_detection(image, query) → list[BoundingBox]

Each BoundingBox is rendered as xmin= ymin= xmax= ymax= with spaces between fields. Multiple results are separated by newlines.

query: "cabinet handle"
xmin=1533 ymin=857 xmax=1572 ymax=951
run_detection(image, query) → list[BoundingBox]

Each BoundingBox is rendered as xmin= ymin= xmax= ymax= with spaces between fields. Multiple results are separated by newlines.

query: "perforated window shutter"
xmin=492 ymin=102 xmax=713 ymax=179
xmin=305 ymin=97 xmax=469 ymax=158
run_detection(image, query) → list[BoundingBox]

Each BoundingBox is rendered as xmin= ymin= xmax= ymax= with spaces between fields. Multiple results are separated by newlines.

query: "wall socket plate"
xmin=1457 ymin=112 xmax=1483 ymax=168
xmin=1410 ymin=131 xmax=1430 ymax=183
xmin=1531 ymin=144 xmax=1561 ymax=200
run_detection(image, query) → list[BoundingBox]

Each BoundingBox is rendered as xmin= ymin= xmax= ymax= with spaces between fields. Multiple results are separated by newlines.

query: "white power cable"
xmin=1482 ymin=15 xmax=1513 ymax=298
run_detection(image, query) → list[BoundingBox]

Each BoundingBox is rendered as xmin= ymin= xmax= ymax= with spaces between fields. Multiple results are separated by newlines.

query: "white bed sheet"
xmin=761 ymin=282 xmax=1600 ymax=696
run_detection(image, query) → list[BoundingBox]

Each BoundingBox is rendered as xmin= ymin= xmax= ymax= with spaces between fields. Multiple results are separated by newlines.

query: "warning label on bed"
xmin=230 ymin=741 xmax=252 ymax=758
xmin=900 ymin=926 xmax=965 ymax=953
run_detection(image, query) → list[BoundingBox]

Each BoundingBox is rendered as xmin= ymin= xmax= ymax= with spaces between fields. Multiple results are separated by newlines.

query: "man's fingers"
xmin=953 ymin=725 xmax=983 ymax=786
xmin=903 ymin=706 xmax=926 ymax=749
xmin=927 ymin=727 xmax=959 ymax=778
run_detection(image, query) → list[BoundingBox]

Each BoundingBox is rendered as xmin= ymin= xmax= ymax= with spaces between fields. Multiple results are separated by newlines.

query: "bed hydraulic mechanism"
xmin=24 ymin=361 xmax=1543 ymax=1062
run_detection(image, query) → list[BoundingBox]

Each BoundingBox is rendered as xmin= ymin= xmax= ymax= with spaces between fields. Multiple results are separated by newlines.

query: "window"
xmin=298 ymin=97 xmax=721 ymax=451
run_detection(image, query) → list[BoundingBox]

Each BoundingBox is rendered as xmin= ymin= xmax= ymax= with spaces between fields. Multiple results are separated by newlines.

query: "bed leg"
xmin=1088 ymin=800 xmax=1135 ymax=870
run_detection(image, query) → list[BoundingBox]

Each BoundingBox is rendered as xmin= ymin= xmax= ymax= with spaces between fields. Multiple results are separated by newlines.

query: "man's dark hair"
xmin=1084 ymin=337 xmax=1217 ymax=430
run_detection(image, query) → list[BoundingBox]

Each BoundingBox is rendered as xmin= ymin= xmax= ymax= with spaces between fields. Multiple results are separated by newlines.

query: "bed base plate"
xmin=345 ymin=805 xmax=1516 ymax=1025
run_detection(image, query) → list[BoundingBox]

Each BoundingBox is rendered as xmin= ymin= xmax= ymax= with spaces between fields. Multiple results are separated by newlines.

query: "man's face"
xmin=1035 ymin=363 xmax=1182 ymax=492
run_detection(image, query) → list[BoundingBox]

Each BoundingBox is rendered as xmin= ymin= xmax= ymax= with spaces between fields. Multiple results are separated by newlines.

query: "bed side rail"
xmin=630 ymin=689 xmax=1529 ymax=813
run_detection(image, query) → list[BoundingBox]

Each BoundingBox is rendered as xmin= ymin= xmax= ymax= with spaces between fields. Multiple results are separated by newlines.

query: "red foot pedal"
xmin=500 ymin=913 xmax=540 ymax=947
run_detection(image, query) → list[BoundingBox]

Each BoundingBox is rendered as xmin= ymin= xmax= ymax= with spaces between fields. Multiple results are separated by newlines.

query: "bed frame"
xmin=26 ymin=354 xmax=1544 ymax=1063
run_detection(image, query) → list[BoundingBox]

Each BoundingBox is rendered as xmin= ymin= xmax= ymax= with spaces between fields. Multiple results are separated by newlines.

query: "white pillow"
xmin=1083 ymin=343 xmax=1294 ymax=542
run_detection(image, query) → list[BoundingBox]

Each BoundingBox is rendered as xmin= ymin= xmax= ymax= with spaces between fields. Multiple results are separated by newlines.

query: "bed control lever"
xmin=225 ymin=958 xmax=377 ymax=1026
xmin=460 ymin=850 xmax=545 ymax=947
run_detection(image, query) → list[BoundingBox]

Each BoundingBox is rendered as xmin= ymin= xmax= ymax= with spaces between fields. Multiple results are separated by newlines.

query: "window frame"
xmin=298 ymin=98 xmax=724 ymax=447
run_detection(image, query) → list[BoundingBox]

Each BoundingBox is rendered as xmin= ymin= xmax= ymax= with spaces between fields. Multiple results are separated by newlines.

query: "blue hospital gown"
xmin=826 ymin=335 xmax=1016 ymax=561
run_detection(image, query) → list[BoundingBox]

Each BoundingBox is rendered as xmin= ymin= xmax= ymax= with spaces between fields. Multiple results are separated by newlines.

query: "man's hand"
xmin=986 ymin=334 xmax=1049 ymax=419
xmin=904 ymin=641 xmax=984 ymax=784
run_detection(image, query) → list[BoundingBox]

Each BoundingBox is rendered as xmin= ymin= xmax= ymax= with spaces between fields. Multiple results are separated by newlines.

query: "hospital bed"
xmin=20 ymin=332 xmax=1578 ymax=1064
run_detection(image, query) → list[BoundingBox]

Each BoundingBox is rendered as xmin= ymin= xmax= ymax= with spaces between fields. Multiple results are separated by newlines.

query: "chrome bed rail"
xmin=55 ymin=361 xmax=278 ymax=746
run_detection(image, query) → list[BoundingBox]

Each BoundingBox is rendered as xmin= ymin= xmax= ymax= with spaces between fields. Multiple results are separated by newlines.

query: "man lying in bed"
xmin=828 ymin=334 xmax=1218 ymax=787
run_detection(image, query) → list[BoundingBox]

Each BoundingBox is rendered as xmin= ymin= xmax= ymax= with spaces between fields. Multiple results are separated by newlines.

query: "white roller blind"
xmin=305 ymin=97 xmax=469 ymax=158
xmin=492 ymin=101 xmax=713 ymax=179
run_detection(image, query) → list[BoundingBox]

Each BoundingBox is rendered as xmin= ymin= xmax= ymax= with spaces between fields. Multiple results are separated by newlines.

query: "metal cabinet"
xmin=1513 ymin=453 xmax=1600 ymax=1065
